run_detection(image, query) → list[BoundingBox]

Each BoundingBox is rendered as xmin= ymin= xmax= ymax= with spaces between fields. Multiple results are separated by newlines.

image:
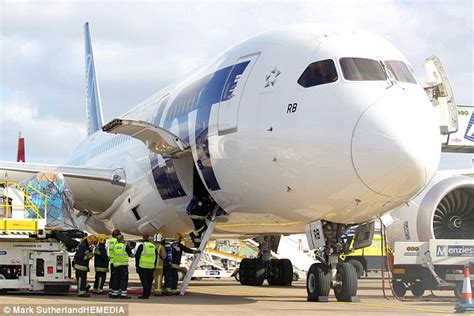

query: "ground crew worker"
xmin=73 ymin=235 xmax=98 ymax=297
xmin=110 ymin=234 xmax=133 ymax=299
xmin=135 ymin=234 xmax=156 ymax=299
xmin=107 ymin=229 xmax=121 ymax=298
xmin=186 ymin=194 xmax=215 ymax=247
xmin=93 ymin=234 xmax=109 ymax=294
xmin=153 ymin=234 xmax=167 ymax=296
xmin=163 ymin=233 xmax=200 ymax=295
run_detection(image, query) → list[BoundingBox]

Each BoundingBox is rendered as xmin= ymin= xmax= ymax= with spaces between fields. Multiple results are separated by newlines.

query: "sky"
xmin=0 ymin=0 xmax=473 ymax=167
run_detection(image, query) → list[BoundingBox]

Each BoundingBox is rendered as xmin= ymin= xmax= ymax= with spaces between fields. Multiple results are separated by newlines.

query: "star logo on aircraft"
xmin=265 ymin=67 xmax=281 ymax=87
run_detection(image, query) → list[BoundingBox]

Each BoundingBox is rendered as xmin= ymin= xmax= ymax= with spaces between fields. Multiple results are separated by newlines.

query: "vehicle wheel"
xmin=233 ymin=268 xmax=240 ymax=282
xmin=239 ymin=258 xmax=253 ymax=285
xmin=178 ymin=267 xmax=187 ymax=281
xmin=251 ymin=258 xmax=265 ymax=286
xmin=0 ymin=273 xmax=6 ymax=294
xmin=347 ymin=259 xmax=364 ymax=279
xmin=392 ymin=280 xmax=407 ymax=297
xmin=410 ymin=281 xmax=424 ymax=298
xmin=293 ymin=272 xmax=299 ymax=282
xmin=307 ymin=263 xmax=331 ymax=301
xmin=454 ymin=282 xmax=463 ymax=300
xmin=333 ymin=263 xmax=358 ymax=302
xmin=279 ymin=259 xmax=293 ymax=286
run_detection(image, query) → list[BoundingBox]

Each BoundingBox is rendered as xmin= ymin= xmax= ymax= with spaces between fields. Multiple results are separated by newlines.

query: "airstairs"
xmin=179 ymin=204 xmax=219 ymax=295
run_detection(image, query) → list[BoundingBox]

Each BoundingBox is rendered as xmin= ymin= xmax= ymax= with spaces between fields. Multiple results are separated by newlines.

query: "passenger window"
xmin=385 ymin=60 xmax=417 ymax=84
xmin=340 ymin=58 xmax=387 ymax=81
xmin=298 ymin=59 xmax=338 ymax=88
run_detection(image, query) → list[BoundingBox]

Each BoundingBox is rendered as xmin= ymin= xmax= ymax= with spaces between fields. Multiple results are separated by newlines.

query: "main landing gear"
xmin=238 ymin=235 xmax=294 ymax=286
xmin=306 ymin=221 xmax=359 ymax=302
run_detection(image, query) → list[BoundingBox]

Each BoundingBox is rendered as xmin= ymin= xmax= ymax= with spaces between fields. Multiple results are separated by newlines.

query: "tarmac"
xmin=0 ymin=273 xmax=460 ymax=316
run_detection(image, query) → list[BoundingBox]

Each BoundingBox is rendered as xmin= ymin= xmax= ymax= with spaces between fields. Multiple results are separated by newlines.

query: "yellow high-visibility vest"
xmin=108 ymin=237 xmax=117 ymax=260
xmin=139 ymin=241 xmax=156 ymax=269
xmin=113 ymin=242 xmax=129 ymax=267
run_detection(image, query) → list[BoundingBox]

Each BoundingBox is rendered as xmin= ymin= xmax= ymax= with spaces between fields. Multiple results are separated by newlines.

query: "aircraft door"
xmin=423 ymin=56 xmax=458 ymax=135
xmin=217 ymin=53 xmax=260 ymax=135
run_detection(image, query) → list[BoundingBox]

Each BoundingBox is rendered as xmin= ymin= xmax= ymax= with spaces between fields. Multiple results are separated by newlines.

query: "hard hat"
xmin=154 ymin=233 xmax=163 ymax=242
xmin=97 ymin=234 xmax=107 ymax=243
xmin=174 ymin=232 xmax=183 ymax=240
xmin=87 ymin=235 xmax=98 ymax=245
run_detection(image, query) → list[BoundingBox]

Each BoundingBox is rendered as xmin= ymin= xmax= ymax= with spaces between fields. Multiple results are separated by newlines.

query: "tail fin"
xmin=17 ymin=131 xmax=25 ymax=162
xmin=84 ymin=22 xmax=104 ymax=135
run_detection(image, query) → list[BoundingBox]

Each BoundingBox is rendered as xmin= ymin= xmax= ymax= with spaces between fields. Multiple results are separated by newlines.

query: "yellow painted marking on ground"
xmin=345 ymin=301 xmax=450 ymax=314
xmin=216 ymin=221 xmax=302 ymax=228
xmin=190 ymin=286 xmax=274 ymax=297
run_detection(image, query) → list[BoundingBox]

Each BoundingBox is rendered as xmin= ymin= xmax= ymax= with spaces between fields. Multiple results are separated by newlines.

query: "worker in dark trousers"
xmin=73 ymin=235 xmax=98 ymax=297
xmin=153 ymin=234 xmax=167 ymax=296
xmin=107 ymin=229 xmax=121 ymax=298
xmin=135 ymin=234 xmax=157 ymax=299
xmin=162 ymin=239 xmax=173 ymax=295
xmin=111 ymin=234 xmax=133 ymax=299
xmin=164 ymin=233 xmax=200 ymax=295
xmin=93 ymin=234 xmax=109 ymax=294
xmin=186 ymin=194 xmax=215 ymax=247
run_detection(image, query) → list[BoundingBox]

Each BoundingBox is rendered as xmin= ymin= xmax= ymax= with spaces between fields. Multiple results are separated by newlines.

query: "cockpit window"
xmin=385 ymin=60 xmax=417 ymax=84
xmin=339 ymin=58 xmax=387 ymax=81
xmin=297 ymin=59 xmax=338 ymax=88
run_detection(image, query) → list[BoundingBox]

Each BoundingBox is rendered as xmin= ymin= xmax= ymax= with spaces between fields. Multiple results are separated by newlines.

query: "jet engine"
xmin=386 ymin=173 xmax=474 ymax=246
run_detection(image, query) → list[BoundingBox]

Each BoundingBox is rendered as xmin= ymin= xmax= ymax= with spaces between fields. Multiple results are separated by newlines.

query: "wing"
xmin=0 ymin=161 xmax=126 ymax=213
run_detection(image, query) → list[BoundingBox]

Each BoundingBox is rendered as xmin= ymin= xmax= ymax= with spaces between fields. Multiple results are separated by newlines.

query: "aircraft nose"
xmin=351 ymin=93 xmax=440 ymax=198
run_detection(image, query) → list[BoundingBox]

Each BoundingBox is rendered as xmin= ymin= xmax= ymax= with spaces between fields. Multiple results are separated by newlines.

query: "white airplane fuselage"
xmin=66 ymin=25 xmax=441 ymax=237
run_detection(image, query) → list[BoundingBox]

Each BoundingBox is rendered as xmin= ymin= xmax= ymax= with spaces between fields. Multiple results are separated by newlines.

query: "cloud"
xmin=0 ymin=0 xmax=472 ymax=163
xmin=0 ymin=93 xmax=86 ymax=163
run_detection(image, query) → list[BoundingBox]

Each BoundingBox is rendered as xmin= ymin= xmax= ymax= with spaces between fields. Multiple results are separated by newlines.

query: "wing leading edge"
xmin=0 ymin=161 xmax=126 ymax=214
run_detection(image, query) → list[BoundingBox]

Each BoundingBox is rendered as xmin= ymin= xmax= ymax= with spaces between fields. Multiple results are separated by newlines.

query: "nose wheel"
xmin=305 ymin=221 xmax=362 ymax=302
xmin=333 ymin=263 xmax=358 ymax=301
xmin=307 ymin=263 xmax=331 ymax=301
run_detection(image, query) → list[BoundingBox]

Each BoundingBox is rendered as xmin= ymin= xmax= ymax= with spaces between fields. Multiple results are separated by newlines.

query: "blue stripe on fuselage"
xmin=150 ymin=61 xmax=250 ymax=200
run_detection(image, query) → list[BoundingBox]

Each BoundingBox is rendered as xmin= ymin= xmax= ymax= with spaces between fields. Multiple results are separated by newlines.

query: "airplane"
xmin=0 ymin=22 xmax=447 ymax=301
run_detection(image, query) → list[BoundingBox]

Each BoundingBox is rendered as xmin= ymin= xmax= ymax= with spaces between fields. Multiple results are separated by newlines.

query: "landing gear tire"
xmin=267 ymin=259 xmax=280 ymax=286
xmin=347 ymin=259 xmax=364 ymax=279
xmin=307 ymin=263 xmax=331 ymax=301
xmin=392 ymin=280 xmax=407 ymax=298
xmin=410 ymin=281 xmax=424 ymax=298
xmin=239 ymin=258 xmax=265 ymax=286
xmin=333 ymin=263 xmax=358 ymax=302
xmin=239 ymin=258 xmax=253 ymax=285
xmin=279 ymin=259 xmax=293 ymax=286
xmin=266 ymin=259 xmax=293 ymax=286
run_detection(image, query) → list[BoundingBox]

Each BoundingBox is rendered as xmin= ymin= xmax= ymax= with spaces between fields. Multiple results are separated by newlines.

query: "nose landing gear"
xmin=306 ymin=221 xmax=360 ymax=302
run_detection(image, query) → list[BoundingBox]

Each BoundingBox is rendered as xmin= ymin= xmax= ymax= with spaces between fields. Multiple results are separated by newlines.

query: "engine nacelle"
xmin=386 ymin=173 xmax=474 ymax=246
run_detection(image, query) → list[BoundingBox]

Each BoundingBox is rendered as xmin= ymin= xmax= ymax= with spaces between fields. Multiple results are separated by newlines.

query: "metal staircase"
xmin=179 ymin=204 xmax=219 ymax=295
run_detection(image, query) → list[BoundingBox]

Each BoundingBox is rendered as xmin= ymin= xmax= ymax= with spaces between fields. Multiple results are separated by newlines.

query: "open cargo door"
xmin=103 ymin=119 xmax=190 ymax=157
xmin=424 ymin=56 xmax=458 ymax=135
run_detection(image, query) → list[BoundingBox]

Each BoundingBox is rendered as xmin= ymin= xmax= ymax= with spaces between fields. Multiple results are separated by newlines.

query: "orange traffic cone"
xmin=455 ymin=264 xmax=474 ymax=314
